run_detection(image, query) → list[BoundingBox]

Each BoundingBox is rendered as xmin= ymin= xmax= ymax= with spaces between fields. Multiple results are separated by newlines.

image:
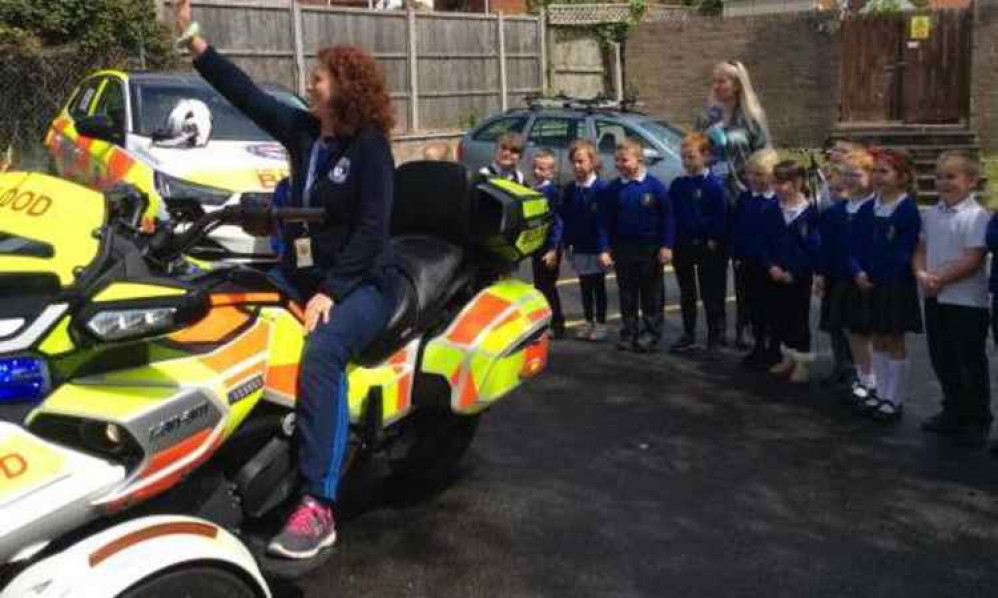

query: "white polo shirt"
xmin=921 ymin=194 xmax=990 ymax=308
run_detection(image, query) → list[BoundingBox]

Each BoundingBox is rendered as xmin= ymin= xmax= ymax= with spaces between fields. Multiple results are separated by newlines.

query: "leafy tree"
xmin=0 ymin=0 xmax=173 ymax=66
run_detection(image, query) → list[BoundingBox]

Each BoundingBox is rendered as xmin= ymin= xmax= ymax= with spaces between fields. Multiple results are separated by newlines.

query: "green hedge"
xmin=0 ymin=0 xmax=173 ymax=65
xmin=0 ymin=0 xmax=175 ymax=169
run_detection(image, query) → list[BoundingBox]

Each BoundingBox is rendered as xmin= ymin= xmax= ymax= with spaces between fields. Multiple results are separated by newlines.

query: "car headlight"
xmin=86 ymin=307 xmax=178 ymax=342
xmin=0 ymin=356 xmax=51 ymax=404
xmin=155 ymin=171 xmax=231 ymax=206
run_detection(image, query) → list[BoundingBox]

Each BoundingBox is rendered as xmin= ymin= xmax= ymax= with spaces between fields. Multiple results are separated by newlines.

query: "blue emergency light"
xmin=0 ymin=357 xmax=51 ymax=404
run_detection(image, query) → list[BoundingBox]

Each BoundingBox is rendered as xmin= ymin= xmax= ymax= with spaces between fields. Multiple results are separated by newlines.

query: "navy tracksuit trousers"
xmin=270 ymin=268 xmax=395 ymax=502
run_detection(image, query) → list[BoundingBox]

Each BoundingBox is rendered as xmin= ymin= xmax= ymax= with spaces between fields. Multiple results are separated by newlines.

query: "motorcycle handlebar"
xmin=152 ymin=205 xmax=326 ymax=260
xmin=269 ymin=207 xmax=326 ymax=223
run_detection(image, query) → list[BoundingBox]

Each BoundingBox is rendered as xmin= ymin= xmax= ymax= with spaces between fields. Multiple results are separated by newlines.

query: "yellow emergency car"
xmin=45 ymin=70 xmax=305 ymax=262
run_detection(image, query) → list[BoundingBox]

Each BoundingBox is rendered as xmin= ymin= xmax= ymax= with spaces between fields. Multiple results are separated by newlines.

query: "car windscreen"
xmin=131 ymin=82 xmax=305 ymax=142
xmin=644 ymin=120 xmax=684 ymax=150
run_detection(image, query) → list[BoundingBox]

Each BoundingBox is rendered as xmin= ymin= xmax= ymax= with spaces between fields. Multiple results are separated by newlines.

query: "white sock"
xmin=890 ymin=359 xmax=909 ymax=406
xmin=858 ymin=364 xmax=875 ymax=390
xmin=870 ymin=351 xmax=889 ymax=397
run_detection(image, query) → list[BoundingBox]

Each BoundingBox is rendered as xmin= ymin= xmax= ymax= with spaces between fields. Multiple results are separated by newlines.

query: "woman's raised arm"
xmin=174 ymin=0 xmax=312 ymax=146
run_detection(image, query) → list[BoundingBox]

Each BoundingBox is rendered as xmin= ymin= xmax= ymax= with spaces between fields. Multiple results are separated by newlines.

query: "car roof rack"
xmin=521 ymin=93 xmax=644 ymax=114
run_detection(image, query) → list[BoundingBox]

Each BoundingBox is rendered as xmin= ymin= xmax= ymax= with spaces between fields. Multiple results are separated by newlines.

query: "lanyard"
xmin=304 ymin=138 xmax=332 ymax=208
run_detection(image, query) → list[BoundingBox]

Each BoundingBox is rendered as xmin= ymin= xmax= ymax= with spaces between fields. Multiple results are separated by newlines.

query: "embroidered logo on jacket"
xmin=330 ymin=157 xmax=351 ymax=184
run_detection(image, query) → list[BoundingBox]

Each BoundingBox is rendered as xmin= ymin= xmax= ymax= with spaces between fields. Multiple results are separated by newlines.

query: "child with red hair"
xmin=850 ymin=149 xmax=922 ymax=421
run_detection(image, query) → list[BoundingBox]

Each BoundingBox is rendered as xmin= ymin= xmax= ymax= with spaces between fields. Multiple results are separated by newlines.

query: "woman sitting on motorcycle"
xmin=175 ymin=0 xmax=399 ymax=560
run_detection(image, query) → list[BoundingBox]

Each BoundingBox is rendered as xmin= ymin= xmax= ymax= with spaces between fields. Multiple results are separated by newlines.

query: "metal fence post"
xmin=497 ymin=13 xmax=508 ymax=112
xmin=407 ymin=8 xmax=420 ymax=133
xmin=613 ymin=41 xmax=623 ymax=103
xmin=291 ymin=0 xmax=307 ymax=97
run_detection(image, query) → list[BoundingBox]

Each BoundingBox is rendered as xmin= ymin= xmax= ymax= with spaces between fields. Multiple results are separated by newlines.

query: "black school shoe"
xmin=820 ymin=367 xmax=854 ymax=390
xmin=954 ymin=424 xmax=991 ymax=449
xmin=868 ymin=399 xmax=903 ymax=423
xmin=669 ymin=334 xmax=696 ymax=353
xmin=616 ymin=330 xmax=635 ymax=351
xmin=739 ymin=347 xmax=763 ymax=369
xmin=633 ymin=332 xmax=660 ymax=353
xmin=920 ymin=411 xmax=964 ymax=435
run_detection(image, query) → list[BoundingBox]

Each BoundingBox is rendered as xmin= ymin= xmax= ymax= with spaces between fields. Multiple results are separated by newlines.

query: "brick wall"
xmin=626 ymin=12 xmax=841 ymax=148
xmin=973 ymin=0 xmax=998 ymax=152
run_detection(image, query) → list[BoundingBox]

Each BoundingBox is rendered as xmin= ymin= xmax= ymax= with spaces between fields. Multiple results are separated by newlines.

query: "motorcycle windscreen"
xmin=0 ymin=172 xmax=106 ymax=288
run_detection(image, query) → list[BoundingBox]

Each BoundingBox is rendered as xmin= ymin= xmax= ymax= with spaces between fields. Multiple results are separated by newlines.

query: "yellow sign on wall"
xmin=910 ymin=15 xmax=931 ymax=40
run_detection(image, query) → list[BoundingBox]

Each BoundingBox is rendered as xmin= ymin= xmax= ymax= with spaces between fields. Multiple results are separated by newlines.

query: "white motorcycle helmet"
xmin=158 ymin=98 xmax=213 ymax=147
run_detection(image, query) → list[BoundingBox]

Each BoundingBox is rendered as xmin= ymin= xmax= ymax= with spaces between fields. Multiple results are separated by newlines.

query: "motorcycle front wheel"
xmin=117 ymin=565 xmax=259 ymax=598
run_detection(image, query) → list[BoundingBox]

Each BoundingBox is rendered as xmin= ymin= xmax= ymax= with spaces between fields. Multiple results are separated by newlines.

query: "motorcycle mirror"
xmin=77 ymin=114 xmax=124 ymax=146
xmin=105 ymin=184 xmax=149 ymax=230
xmin=239 ymin=194 xmax=274 ymax=237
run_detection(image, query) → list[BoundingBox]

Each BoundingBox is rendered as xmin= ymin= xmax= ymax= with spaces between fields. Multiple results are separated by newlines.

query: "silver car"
xmin=457 ymin=102 xmax=684 ymax=187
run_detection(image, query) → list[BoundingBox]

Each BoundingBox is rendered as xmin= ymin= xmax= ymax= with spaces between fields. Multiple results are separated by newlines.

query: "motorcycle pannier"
xmin=470 ymin=178 xmax=553 ymax=264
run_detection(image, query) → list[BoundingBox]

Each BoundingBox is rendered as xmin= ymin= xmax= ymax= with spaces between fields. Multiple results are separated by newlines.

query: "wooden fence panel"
xmin=194 ymin=3 xmax=297 ymax=89
xmin=167 ymin=0 xmax=542 ymax=133
xmin=417 ymin=14 xmax=500 ymax=129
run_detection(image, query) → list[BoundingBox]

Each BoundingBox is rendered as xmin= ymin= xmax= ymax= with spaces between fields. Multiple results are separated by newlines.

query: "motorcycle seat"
xmin=356 ymin=161 xmax=475 ymax=366
xmin=356 ymin=235 xmax=468 ymax=366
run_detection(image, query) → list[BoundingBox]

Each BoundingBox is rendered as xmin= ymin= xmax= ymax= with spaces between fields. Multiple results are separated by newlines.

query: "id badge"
xmin=294 ymin=237 xmax=314 ymax=269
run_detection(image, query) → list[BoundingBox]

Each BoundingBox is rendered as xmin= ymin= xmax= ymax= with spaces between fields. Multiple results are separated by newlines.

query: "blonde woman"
xmin=695 ymin=60 xmax=772 ymax=202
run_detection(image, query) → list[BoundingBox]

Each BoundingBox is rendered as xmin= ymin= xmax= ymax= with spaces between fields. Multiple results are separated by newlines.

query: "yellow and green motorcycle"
xmin=0 ymin=161 xmax=552 ymax=597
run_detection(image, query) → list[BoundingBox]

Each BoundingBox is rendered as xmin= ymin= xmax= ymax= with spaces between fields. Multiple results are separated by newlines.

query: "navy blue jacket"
xmin=759 ymin=201 xmax=820 ymax=279
xmin=559 ymin=177 xmax=608 ymax=255
xmin=986 ymin=212 xmax=998 ymax=294
xmin=669 ymin=172 xmax=727 ymax=248
xmin=598 ymin=174 xmax=676 ymax=252
xmin=535 ymin=181 xmax=563 ymax=252
xmin=194 ymin=46 xmax=393 ymax=302
xmin=729 ymin=190 xmax=773 ymax=261
xmin=852 ymin=197 xmax=921 ymax=285
xmin=817 ymin=200 xmax=867 ymax=281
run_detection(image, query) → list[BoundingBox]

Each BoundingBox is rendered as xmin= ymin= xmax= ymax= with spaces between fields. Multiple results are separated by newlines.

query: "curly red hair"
xmin=317 ymin=45 xmax=395 ymax=138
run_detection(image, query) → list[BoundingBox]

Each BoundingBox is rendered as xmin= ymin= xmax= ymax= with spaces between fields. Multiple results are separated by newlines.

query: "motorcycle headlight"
xmin=154 ymin=171 xmax=232 ymax=206
xmin=86 ymin=307 xmax=178 ymax=342
xmin=0 ymin=356 xmax=51 ymax=404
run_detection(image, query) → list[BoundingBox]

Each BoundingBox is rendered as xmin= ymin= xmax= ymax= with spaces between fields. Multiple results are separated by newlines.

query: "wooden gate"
xmin=840 ymin=10 xmax=971 ymax=124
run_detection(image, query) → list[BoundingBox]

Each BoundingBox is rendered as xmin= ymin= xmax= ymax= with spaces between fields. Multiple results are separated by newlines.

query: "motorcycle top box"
xmin=471 ymin=177 xmax=553 ymax=265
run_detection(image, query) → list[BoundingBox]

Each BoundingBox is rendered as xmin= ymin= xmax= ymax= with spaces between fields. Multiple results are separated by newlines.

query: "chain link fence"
xmin=0 ymin=46 xmax=134 ymax=171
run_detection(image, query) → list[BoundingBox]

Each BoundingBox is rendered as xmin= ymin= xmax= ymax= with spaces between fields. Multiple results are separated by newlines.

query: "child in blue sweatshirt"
xmin=823 ymin=149 xmax=877 ymax=403
xmin=814 ymin=163 xmax=856 ymax=389
xmin=988 ymin=212 xmax=998 ymax=347
xmin=731 ymin=149 xmax=779 ymax=368
xmin=598 ymin=138 xmax=675 ymax=352
xmin=562 ymin=140 xmax=609 ymax=341
xmin=530 ymin=149 xmax=565 ymax=339
xmin=759 ymin=160 xmax=821 ymax=383
xmin=669 ymin=132 xmax=728 ymax=352
xmin=850 ymin=148 xmax=922 ymax=421
xmin=478 ymin=132 xmax=525 ymax=184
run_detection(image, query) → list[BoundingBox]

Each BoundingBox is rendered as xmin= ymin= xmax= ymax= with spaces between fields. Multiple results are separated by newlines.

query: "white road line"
xmin=563 ymin=295 xmax=736 ymax=328
xmin=555 ymin=265 xmax=676 ymax=288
